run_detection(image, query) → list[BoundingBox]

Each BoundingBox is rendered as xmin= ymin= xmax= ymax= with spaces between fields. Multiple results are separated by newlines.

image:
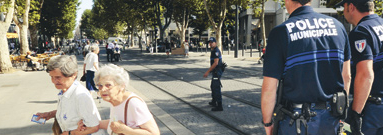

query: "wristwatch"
xmin=262 ymin=120 xmax=273 ymax=127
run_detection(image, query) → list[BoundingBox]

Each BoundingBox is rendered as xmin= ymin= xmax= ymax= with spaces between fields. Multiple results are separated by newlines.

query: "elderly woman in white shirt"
xmin=35 ymin=55 xmax=103 ymax=135
xmin=82 ymin=64 xmax=160 ymax=135
xmin=84 ymin=45 xmax=100 ymax=98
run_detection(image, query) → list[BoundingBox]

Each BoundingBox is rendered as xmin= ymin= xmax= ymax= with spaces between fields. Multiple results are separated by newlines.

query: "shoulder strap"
xmin=124 ymin=96 xmax=143 ymax=125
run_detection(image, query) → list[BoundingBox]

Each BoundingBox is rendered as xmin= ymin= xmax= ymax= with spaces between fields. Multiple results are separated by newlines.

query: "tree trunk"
xmin=0 ymin=28 xmax=13 ymax=73
xmin=17 ymin=0 xmax=31 ymax=55
xmin=29 ymin=25 xmax=38 ymax=48
xmin=130 ymin=33 xmax=133 ymax=47
xmin=261 ymin=0 xmax=267 ymax=48
xmin=19 ymin=25 xmax=29 ymax=54
xmin=0 ymin=0 xmax=15 ymax=73
xmin=175 ymin=19 xmax=186 ymax=46
xmin=216 ymin=27 xmax=222 ymax=52
xmin=204 ymin=0 xmax=227 ymax=54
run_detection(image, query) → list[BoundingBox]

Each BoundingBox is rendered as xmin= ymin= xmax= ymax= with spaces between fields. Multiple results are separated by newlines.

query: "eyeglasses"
xmin=96 ymin=83 xmax=115 ymax=91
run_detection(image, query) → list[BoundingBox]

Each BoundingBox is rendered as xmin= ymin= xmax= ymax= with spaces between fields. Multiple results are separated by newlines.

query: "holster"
xmin=330 ymin=90 xmax=348 ymax=119
xmin=272 ymin=104 xmax=285 ymax=135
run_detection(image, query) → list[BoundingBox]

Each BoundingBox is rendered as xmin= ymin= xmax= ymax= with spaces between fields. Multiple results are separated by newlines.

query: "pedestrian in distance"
xmin=261 ymin=0 xmax=351 ymax=134
xmin=171 ymin=40 xmax=176 ymax=48
xmin=184 ymin=41 xmax=189 ymax=57
xmin=258 ymin=47 xmax=266 ymax=64
xmin=106 ymin=42 xmax=110 ymax=61
xmin=114 ymin=43 xmax=121 ymax=62
xmin=95 ymin=40 xmax=100 ymax=62
xmin=165 ymin=39 xmax=171 ymax=57
xmin=84 ymin=45 xmax=101 ymax=100
xmin=34 ymin=55 xmax=103 ymax=135
xmin=203 ymin=37 xmax=224 ymax=111
xmin=77 ymin=64 xmax=160 ymax=135
xmin=44 ymin=47 xmax=52 ymax=54
xmin=107 ymin=42 xmax=115 ymax=62
xmin=26 ymin=51 xmax=42 ymax=71
xmin=83 ymin=40 xmax=91 ymax=57
xmin=335 ymin=0 xmax=383 ymax=134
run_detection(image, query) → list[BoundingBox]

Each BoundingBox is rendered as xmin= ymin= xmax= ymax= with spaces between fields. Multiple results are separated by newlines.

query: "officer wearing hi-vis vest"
xmin=261 ymin=0 xmax=351 ymax=134
xmin=335 ymin=0 xmax=383 ymax=134
xmin=203 ymin=37 xmax=224 ymax=111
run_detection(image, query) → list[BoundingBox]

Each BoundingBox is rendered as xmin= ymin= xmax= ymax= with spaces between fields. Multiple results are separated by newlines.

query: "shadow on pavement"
xmin=0 ymin=123 xmax=53 ymax=135
xmin=28 ymin=100 xmax=58 ymax=104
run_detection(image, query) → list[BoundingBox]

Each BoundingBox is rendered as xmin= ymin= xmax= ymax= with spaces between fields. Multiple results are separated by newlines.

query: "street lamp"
xmin=231 ymin=5 xmax=239 ymax=58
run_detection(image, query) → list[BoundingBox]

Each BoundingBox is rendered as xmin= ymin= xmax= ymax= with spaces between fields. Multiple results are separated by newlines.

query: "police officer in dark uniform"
xmin=336 ymin=0 xmax=383 ymax=134
xmin=203 ymin=37 xmax=224 ymax=111
xmin=261 ymin=0 xmax=351 ymax=134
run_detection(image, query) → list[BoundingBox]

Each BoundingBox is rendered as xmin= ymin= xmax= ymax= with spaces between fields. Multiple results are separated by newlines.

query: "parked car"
xmin=107 ymin=37 xmax=125 ymax=46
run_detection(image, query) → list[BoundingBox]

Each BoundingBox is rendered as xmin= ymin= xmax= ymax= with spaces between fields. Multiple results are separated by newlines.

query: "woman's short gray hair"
xmin=90 ymin=45 xmax=99 ymax=52
xmin=46 ymin=55 xmax=78 ymax=77
xmin=94 ymin=64 xmax=130 ymax=91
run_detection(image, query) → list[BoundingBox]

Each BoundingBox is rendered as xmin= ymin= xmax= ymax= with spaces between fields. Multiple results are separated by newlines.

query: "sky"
xmin=76 ymin=0 xmax=94 ymax=27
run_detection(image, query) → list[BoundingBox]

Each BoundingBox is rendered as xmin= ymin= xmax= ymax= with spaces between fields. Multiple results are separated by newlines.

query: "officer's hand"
xmin=264 ymin=125 xmax=273 ymax=135
xmin=348 ymin=110 xmax=364 ymax=135
xmin=203 ymin=72 xmax=209 ymax=78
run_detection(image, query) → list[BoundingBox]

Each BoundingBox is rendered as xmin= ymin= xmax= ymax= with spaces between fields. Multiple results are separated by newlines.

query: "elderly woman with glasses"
xmin=35 ymin=55 xmax=103 ymax=135
xmin=84 ymin=64 xmax=160 ymax=135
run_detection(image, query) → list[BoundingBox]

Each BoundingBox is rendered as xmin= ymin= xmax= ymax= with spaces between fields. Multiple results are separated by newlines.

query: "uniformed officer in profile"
xmin=335 ymin=0 xmax=383 ymax=134
xmin=261 ymin=0 xmax=351 ymax=134
xmin=203 ymin=37 xmax=224 ymax=111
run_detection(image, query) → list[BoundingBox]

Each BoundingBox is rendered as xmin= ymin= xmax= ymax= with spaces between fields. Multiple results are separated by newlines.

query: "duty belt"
xmin=292 ymin=101 xmax=329 ymax=110
xmin=282 ymin=101 xmax=330 ymax=135
xmin=367 ymin=95 xmax=382 ymax=105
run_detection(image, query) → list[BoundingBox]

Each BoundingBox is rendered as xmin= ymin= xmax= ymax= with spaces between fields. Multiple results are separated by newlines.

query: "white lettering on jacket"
xmin=372 ymin=24 xmax=383 ymax=41
xmin=286 ymin=18 xmax=338 ymax=41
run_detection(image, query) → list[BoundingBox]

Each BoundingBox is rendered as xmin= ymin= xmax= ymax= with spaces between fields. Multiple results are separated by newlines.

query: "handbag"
xmin=52 ymin=118 xmax=62 ymax=135
xmin=112 ymin=96 xmax=141 ymax=135
xmin=80 ymin=73 xmax=86 ymax=82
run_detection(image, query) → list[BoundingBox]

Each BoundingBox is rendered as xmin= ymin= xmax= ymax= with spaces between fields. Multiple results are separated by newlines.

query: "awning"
xmin=6 ymin=33 xmax=18 ymax=38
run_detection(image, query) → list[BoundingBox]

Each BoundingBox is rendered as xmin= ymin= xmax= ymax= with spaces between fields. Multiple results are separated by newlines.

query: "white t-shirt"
xmin=84 ymin=45 xmax=91 ymax=53
xmin=56 ymin=81 xmax=103 ymax=135
xmin=107 ymin=43 xmax=115 ymax=49
xmin=85 ymin=52 xmax=98 ymax=72
xmin=107 ymin=93 xmax=153 ymax=134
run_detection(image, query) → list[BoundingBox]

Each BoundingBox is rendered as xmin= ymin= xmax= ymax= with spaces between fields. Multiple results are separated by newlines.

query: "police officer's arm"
xmin=353 ymin=60 xmax=374 ymax=113
xmin=261 ymin=76 xmax=278 ymax=135
xmin=342 ymin=60 xmax=351 ymax=94
xmin=203 ymin=58 xmax=219 ymax=78
xmin=349 ymin=29 xmax=374 ymax=113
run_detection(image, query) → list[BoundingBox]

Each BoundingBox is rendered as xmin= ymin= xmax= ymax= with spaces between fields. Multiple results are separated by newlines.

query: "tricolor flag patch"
xmin=216 ymin=52 xmax=219 ymax=56
xmin=355 ymin=39 xmax=366 ymax=53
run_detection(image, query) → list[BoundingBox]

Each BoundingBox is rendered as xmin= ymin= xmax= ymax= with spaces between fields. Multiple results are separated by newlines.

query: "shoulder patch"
xmin=215 ymin=52 xmax=219 ymax=56
xmin=355 ymin=39 xmax=366 ymax=53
